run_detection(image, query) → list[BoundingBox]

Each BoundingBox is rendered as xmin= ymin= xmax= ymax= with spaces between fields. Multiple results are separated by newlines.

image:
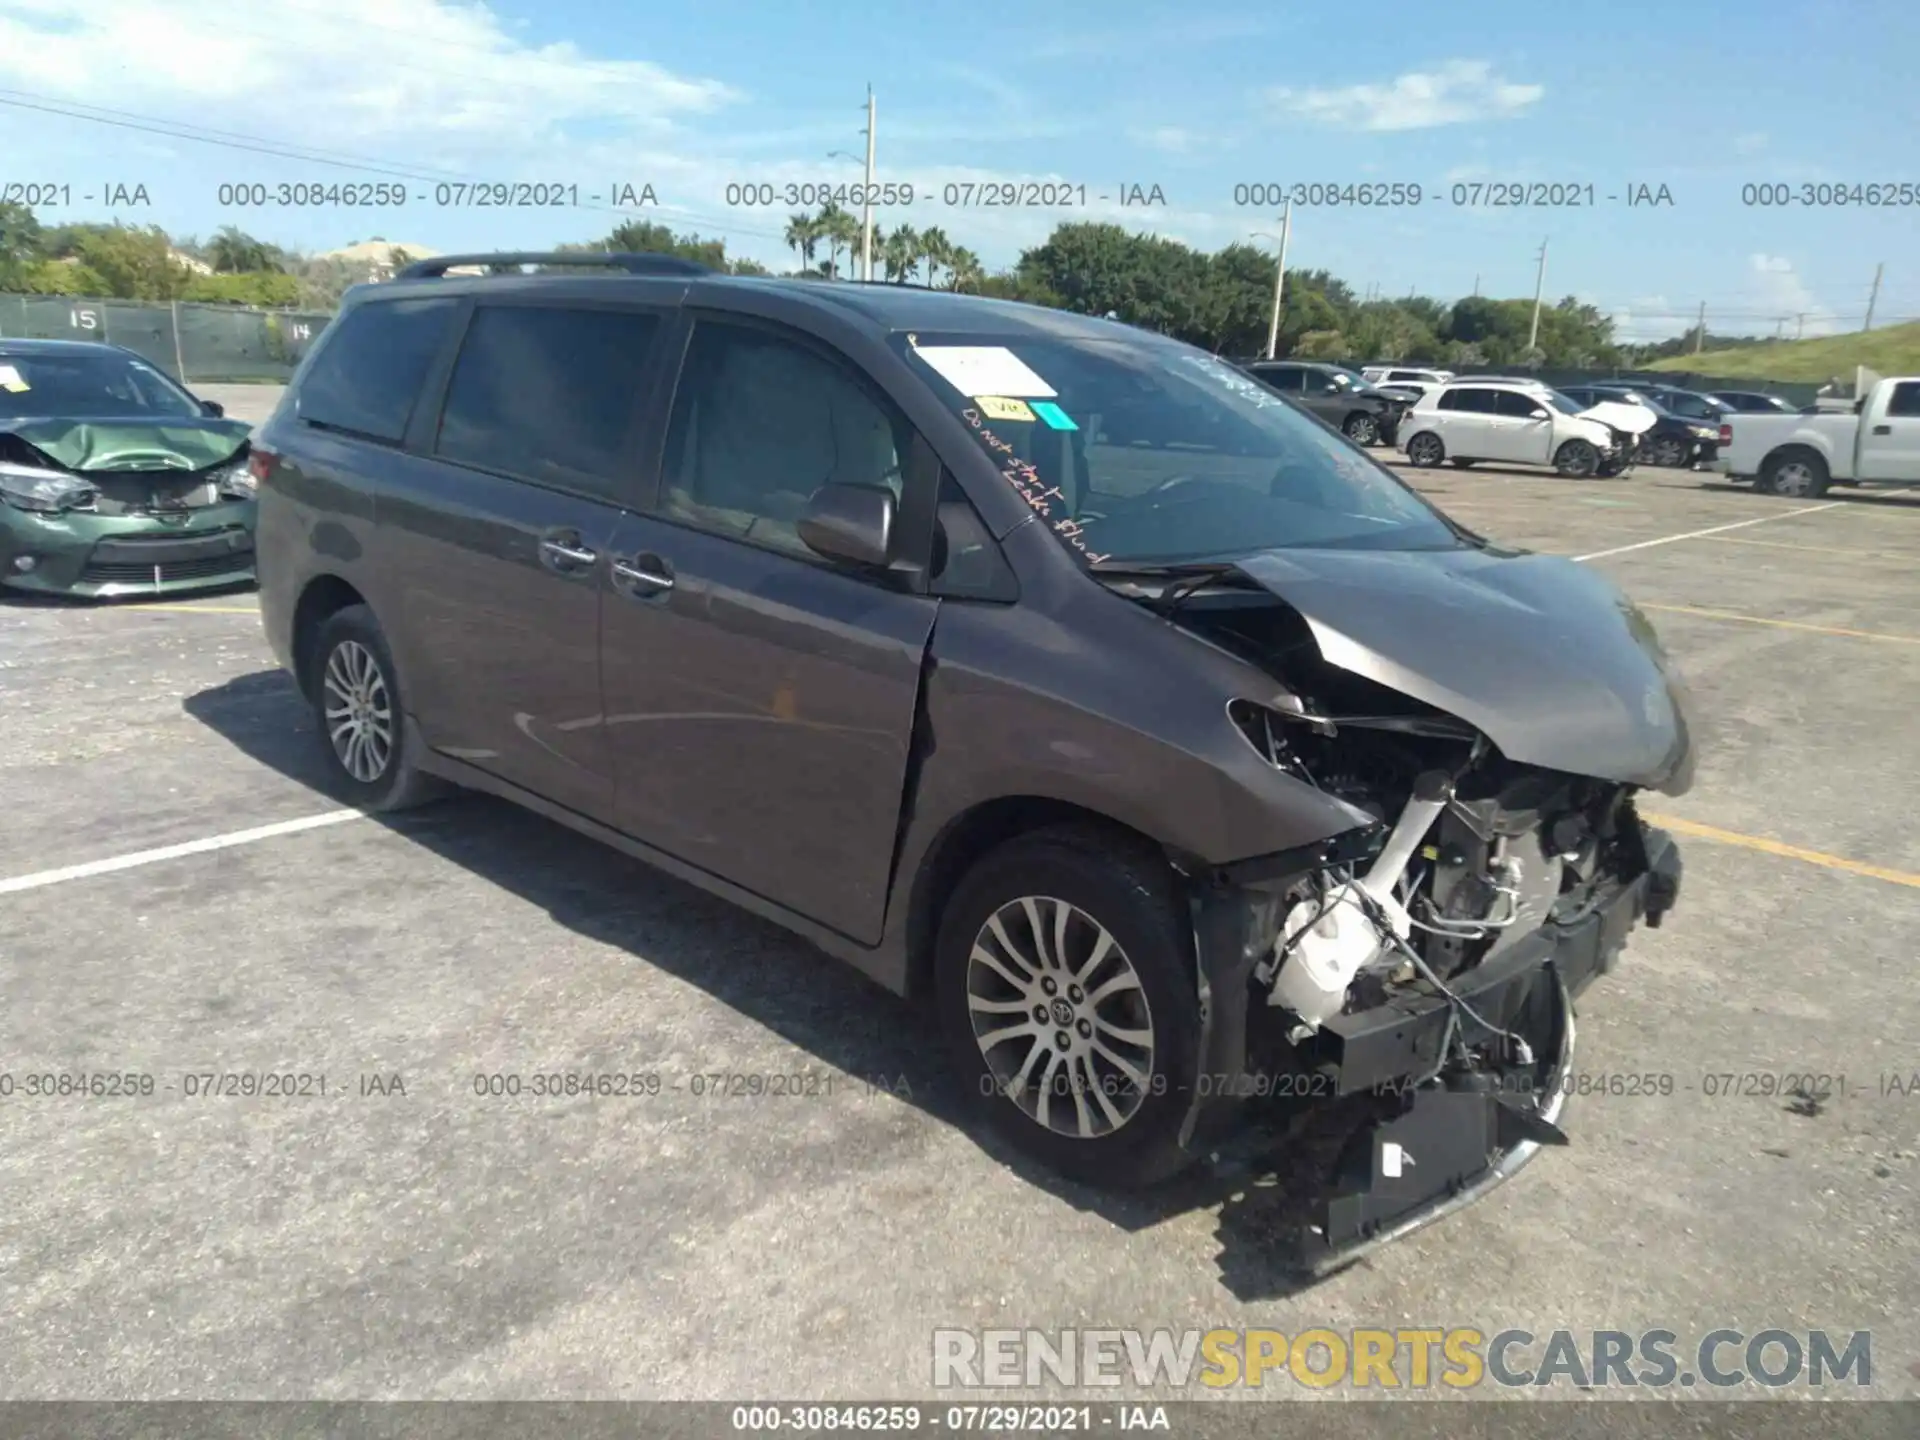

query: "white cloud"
xmin=0 ymin=0 xmax=1243 ymax=271
xmin=1748 ymin=253 xmax=1840 ymax=336
xmin=1733 ymin=131 xmax=1767 ymax=155
xmin=1266 ymin=60 xmax=1543 ymax=132
xmin=0 ymin=0 xmax=741 ymax=158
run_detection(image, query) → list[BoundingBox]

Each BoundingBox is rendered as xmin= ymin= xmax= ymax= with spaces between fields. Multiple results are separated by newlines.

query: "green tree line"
xmin=2 ymin=199 xmax=1693 ymax=365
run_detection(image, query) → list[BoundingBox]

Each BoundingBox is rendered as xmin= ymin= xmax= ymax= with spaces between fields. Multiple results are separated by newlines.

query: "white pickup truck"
xmin=1714 ymin=375 xmax=1920 ymax=496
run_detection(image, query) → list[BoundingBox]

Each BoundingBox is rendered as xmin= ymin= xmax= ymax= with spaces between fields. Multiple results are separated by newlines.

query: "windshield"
xmin=0 ymin=351 xmax=203 ymax=421
xmin=895 ymin=331 xmax=1462 ymax=565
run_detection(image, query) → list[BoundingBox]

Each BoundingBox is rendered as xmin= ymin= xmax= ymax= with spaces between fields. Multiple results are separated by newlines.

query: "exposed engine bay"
xmin=1119 ymin=569 xmax=1686 ymax=1270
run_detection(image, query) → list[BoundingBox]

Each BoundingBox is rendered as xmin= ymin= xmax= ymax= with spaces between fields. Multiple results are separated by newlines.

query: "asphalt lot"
xmin=3 ymin=387 xmax=1917 ymax=1404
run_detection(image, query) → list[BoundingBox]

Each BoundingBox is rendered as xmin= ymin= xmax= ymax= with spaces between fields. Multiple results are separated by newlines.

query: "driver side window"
xmin=660 ymin=320 xmax=909 ymax=561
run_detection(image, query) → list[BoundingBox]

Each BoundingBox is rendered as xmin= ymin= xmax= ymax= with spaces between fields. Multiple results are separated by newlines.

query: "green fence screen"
xmin=0 ymin=294 xmax=335 ymax=383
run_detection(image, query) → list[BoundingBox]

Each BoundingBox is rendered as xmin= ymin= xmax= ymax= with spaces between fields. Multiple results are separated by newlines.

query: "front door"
xmin=599 ymin=315 xmax=939 ymax=944
xmin=1494 ymin=389 xmax=1556 ymax=465
xmin=1859 ymin=380 xmax=1920 ymax=482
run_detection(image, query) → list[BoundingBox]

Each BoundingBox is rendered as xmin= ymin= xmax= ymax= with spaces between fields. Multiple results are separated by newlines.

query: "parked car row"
xmin=1396 ymin=377 xmax=1657 ymax=478
xmin=1237 ymin=360 xmax=1408 ymax=446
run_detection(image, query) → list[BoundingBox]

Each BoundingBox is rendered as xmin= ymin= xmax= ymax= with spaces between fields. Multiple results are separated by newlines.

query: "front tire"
xmin=1342 ymin=412 xmax=1380 ymax=446
xmin=1757 ymin=448 xmax=1830 ymax=497
xmin=934 ymin=825 xmax=1202 ymax=1189
xmin=1406 ymin=431 xmax=1445 ymax=468
xmin=1554 ymin=438 xmax=1601 ymax=478
xmin=309 ymin=604 xmax=447 ymax=811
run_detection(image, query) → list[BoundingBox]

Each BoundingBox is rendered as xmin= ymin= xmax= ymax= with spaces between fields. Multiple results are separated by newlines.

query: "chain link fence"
xmin=0 ymin=293 xmax=335 ymax=384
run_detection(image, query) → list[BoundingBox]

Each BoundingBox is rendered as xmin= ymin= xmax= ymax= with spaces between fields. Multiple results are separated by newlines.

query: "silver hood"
xmin=1229 ymin=545 xmax=1697 ymax=793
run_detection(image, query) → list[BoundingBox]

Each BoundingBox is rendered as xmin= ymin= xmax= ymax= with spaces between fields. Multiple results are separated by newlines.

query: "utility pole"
xmin=1773 ymin=316 xmax=1783 ymax=340
xmin=1863 ymin=262 xmax=1883 ymax=331
xmin=1472 ymin=273 xmax=1480 ymax=297
xmin=1693 ymin=300 xmax=1706 ymax=355
xmin=1263 ymin=199 xmax=1291 ymax=360
xmin=1796 ymin=313 xmax=1806 ymax=340
xmin=859 ymin=87 xmax=877 ymax=283
xmin=1525 ymin=239 xmax=1547 ymax=352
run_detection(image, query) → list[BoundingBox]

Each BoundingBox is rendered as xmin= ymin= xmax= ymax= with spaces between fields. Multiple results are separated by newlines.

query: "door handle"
xmin=539 ymin=536 xmax=599 ymax=570
xmin=610 ymin=554 xmax=675 ymax=596
xmin=1872 ymin=424 xmax=1892 ymax=435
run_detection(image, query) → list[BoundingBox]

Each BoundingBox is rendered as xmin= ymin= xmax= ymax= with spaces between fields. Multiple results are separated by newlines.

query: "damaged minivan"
xmin=255 ymin=255 xmax=1689 ymax=1268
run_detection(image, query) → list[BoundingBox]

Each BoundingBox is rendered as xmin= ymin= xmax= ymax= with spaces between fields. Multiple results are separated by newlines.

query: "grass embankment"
xmin=1645 ymin=320 xmax=1920 ymax=381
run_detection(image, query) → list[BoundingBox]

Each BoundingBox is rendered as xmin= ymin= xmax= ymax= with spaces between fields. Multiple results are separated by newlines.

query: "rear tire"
xmin=934 ymin=825 xmax=1202 ymax=1190
xmin=1406 ymin=431 xmax=1445 ymax=468
xmin=308 ymin=604 xmax=448 ymax=811
xmin=1757 ymin=448 xmax=1830 ymax=497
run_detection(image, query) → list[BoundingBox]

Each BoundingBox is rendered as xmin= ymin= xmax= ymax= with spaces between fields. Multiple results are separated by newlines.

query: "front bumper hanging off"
xmin=1182 ymin=824 xmax=1682 ymax=1275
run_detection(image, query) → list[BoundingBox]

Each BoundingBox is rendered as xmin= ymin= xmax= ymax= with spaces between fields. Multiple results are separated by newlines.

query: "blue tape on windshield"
xmin=1031 ymin=400 xmax=1078 ymax=430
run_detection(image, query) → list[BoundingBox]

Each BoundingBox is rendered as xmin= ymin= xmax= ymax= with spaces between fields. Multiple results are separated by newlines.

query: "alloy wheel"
xmin=1408 ymin=433 xmax=1443 ymax=467
xmin=322 ymin=639 xmax=394 ymax=783
xmin=1652 ymin=436 xmax=1688 ymax=467
xmin=1556 ymin=440 xmax=1599 ymax=478
xmin=1345 ymin=415 xmax=1379 ymax=446
xmin=965 ymin=895 xmax=1156 ymax=1141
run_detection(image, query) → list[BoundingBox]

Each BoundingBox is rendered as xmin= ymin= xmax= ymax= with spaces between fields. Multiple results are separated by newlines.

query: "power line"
xmin=0 ymin=86 xmax=793 ymax=246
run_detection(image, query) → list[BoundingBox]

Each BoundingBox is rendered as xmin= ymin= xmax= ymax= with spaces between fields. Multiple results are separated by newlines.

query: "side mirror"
xmin=200 ymin=399 xmax=225 ymax=417
xmin=1853 ymin=397 xmax=1867 ymax=414
xmin=1529 ymin=408 xmax=1550 ymax=420
xmin=798 ymin=482 xmax=896 ymax=568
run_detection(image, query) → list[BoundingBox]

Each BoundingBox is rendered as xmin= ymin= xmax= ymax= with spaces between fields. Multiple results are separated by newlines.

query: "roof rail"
xmin=393 ymin=251 xmax=713 ymax=279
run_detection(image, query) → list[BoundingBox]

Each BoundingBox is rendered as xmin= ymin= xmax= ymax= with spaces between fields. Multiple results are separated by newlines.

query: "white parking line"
xmin=0 ymin=810 xmax=363 ymax=896
xmin=1572 ymin=501 xmax=1842 ymax=561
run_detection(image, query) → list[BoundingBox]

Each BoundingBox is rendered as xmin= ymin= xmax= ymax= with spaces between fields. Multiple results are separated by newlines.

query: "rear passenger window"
xmin=297 ymin=298 xmax=457 ymax=443
xmin=435 ymin=305 xmax=662 ymax=502
xmin=659 ymin=320 xmax=910 ymax=561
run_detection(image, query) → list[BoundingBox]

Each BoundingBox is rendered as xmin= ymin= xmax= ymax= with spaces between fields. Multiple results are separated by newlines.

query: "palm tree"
xmin=783 ymin=212 xmax=820 ymax=272
xmin=943 ymin=246 xmax=983 ymax=292
xmin=882 ymin=226 xmax=917 ymax=284
xmin=917 ymin=226 xmax=952 ymax=287
xmin=816 ymin=203 xmax=861 ymax=277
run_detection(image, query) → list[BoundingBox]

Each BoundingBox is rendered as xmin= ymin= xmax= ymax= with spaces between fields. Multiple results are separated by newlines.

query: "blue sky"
xmin=2 ymin=0 xmax=1916 ymax=339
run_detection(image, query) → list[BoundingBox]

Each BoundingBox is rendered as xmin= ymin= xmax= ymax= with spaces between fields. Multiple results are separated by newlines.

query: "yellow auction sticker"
xmin=974 ymin=395 xmax=1036 ymax=422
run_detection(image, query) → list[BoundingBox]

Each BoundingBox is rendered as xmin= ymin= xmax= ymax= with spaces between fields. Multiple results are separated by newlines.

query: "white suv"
xmin=1399 ymin=379 xmax=1640 ymax=478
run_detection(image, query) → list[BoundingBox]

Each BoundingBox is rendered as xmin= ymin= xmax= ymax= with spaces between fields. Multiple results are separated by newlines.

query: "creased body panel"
xmin=1231 ymin=546 xmax=1696 ymax=793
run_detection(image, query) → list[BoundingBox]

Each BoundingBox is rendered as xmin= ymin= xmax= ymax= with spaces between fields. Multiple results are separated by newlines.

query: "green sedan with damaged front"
xmin=0 ymin=340 xmax=258 ymax=598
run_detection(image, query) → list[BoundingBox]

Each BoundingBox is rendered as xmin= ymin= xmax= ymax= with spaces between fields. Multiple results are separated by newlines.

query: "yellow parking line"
xmin=114 ymin=603 xmax=260 ymax=614
xmin=1643 ymin=813 xmax=1920 ymax=890
xmin=1639 ymin=603 xmax=1920 ymax=645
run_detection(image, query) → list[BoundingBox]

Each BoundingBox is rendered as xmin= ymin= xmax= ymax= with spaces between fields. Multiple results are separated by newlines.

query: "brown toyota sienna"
xmin=253 ymin=252 xmax=1689 ymax=1272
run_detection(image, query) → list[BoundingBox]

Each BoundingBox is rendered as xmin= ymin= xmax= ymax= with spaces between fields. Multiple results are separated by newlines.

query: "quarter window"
xmin=297 ymin=298 xmax=458 ymax=443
